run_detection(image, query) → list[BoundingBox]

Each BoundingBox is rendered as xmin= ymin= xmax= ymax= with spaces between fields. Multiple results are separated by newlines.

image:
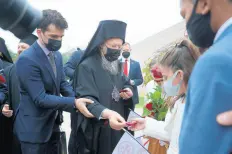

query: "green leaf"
xmin=157 ymin=111 xmax=167 ymax=121
xmin=142 ymin=107 xmax=151 ymax=116
xmin=153 ymin=90 xmax=161 ymax=100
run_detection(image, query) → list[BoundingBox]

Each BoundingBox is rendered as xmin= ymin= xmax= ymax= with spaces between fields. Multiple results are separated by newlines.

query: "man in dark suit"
xmin=14 ymin=9 xmax=93 ymax=154
xmin=121 ymin=42 xmax=143 ymax=116
xmin=64 ymin=48 xmax=83 ymax=82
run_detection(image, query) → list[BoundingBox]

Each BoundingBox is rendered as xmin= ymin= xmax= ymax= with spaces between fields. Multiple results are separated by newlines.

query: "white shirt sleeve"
xmin=143 ymin=103 xmax=178 ymax=142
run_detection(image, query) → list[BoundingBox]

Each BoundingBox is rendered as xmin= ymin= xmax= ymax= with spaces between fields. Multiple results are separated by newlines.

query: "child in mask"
xmin=128 ymin=40 xmax=200 ymax=154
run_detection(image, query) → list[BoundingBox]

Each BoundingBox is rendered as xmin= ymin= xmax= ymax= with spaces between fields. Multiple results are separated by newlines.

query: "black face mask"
xmin=41 ymin=33 xmax=62 ymax=51
xmin=186 ymin=0 xmax=216 ymax=48
xmin=45 ymin=39 xmax=62 ymax=51
xmin=122 ymin=51 xmax=130 ymax=59
xmin=104 ymin=47 xmax=121 ymax=62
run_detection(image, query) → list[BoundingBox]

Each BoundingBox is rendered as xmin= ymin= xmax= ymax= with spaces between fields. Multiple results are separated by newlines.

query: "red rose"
xmin=0 ymin=75 xmax=6 ymax=83
xmin=151 ymin=66 xmax=163 ymax=79
xmin=146 ymin=103 xmax=153 ymax=111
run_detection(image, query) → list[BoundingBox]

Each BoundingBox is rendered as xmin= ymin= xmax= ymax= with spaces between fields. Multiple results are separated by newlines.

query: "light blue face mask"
xmin=163 ymin=71 xmax=182 ymax=97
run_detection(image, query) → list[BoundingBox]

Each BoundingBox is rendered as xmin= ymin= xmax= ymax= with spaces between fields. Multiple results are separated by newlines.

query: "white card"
xmin=127 ymin=109 xmax=142 ymax=122
xmin=112 ymin=131 xmax=150 ymax=154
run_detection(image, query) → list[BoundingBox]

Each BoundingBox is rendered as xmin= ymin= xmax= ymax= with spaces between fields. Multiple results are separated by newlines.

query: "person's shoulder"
xmin=73 ymin=50 xmax=83 ymax=56
xmin=131 ymin=59 xmax=139 ymax=64
xmin=79 ymin=56 xmax=95 ymax=68
xmin=19 ymin=45 xmax=36 ymax=59
xmin=17 ymin=51 xmax=36 ymax=66
xmin=131 ymin=59 xmax=141 ymax=67
xmin=196 ymin=45 xmax=232 ymax=70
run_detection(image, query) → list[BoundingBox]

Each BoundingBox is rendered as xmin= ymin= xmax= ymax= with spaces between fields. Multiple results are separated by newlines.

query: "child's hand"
xmin=127 ymin=118 xmax=145 ymax=131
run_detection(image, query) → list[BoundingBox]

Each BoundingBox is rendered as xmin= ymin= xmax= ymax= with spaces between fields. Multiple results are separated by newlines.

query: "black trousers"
xmin=68 ymin=130 xmax=79 ymax=154
xmin=69 ymin=112 xmax=79 ymax=154
xmin=12 ymin=134 xmax=22 ymax=154
xmin=20 ymin=132 xmax=60 ymax=154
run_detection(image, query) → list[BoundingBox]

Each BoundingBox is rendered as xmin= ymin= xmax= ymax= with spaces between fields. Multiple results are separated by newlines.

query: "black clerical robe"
xmin=74 ymin=53 xmax=131 ymax=154
xmin=0 ymin=60 xmax=14 ymax=154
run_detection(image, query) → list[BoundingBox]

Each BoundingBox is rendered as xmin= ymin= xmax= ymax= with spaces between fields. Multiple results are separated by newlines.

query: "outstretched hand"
xmin=102 ymin=109 xmax=126 ymax=130
xmin=127 ymin=118 xmax=145 ymax=131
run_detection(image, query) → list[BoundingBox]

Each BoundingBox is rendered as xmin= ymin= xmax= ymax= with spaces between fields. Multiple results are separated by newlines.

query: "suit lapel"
xmin=33 ymin=42 xmax=59 ymax=91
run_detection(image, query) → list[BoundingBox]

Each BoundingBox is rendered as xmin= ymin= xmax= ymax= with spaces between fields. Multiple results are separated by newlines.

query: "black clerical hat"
xmin=20 ymin=34 xmax=38 ymax=46
xmin=79 ymin=20 xmax=127 ymax=64
xmin=0 ymin=37 xmax=13 ymax=63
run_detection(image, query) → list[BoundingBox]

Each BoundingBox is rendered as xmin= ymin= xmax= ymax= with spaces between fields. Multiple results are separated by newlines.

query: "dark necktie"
xmin=123 ymin=59 xmax=128 ymax=76
xmin=48 ymin=52 xmax=57 ymax=78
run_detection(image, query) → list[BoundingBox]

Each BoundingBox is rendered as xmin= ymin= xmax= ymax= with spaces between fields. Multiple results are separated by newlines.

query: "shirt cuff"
xmin=130 ymin=80 xmax=135 ymax=85
xmin=99 ymin=109 xmax=107 ymax=120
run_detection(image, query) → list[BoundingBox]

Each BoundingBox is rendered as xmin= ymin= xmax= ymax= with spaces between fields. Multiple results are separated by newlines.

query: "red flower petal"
xmin=0 ymin=75 xmax=6 ymax=83
xmin=151 ymin=66 xmax=163 ymax=79
xmin=146 ymin=103 xmax=153 ymax=111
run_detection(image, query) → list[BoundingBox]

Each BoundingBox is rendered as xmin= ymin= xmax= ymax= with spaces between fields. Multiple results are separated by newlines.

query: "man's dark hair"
xmin=37 ymin=9 xmax=68 ymax=31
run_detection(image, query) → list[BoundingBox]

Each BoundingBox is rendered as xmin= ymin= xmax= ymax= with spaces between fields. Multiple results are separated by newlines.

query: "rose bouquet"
xmin=142 ymin=65 xmax=168 ymax=121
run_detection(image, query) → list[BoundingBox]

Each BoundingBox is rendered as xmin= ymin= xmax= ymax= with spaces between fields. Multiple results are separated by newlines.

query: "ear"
xmin=197 ymin=0 xmax=211 ymax=15
xmin=99 ymin=44 xmax=107 ymax=55
xmin=178 ymin=70 xmax=184 ymax=81
xmin=36 ymin=29 xmax=41 ymax=37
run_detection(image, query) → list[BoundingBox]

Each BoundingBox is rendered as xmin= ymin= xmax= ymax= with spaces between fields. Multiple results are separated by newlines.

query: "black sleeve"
xmin=75 ymin=64 xmax=106 ymax=119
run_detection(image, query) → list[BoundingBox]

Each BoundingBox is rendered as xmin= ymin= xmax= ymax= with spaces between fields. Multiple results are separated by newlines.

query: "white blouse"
xmin=143 ymin=98 xmax=185 ymax=154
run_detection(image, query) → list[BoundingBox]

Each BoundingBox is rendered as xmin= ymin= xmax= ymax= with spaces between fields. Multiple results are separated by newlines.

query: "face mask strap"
xmin=41 ymin=32 xmax=48 ymax=45
xmin=193 ymin=0 xmax=199 ymax=10
xmin=171 ymin=70 xmax=183 ymax=85
xmin=187 ymin=0 xmax=200 ymax=25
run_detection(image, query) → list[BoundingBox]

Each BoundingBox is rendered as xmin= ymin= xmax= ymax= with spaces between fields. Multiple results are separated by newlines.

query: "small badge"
xmin=112 ymin=86 xmax=120 ymax=102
